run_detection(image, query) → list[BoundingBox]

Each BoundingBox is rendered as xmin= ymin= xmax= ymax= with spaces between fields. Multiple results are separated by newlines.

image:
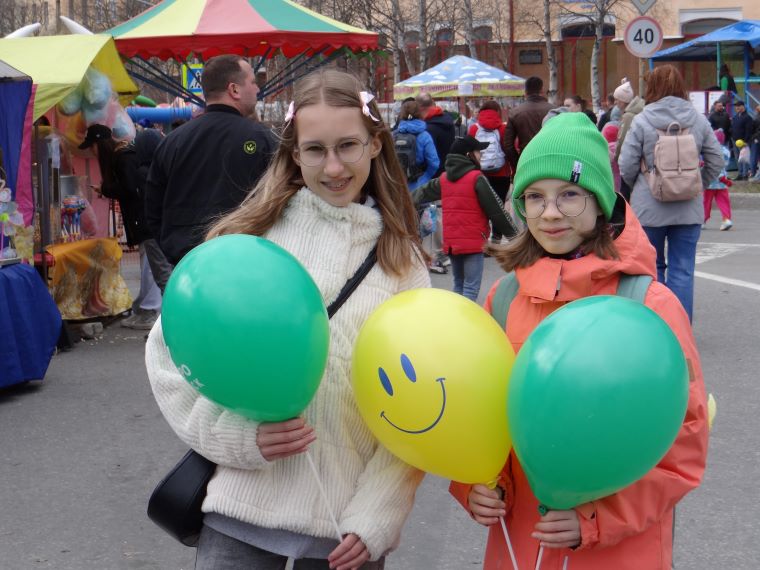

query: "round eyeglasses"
xmin=516 ymin=190 xmax=595 ymax=219
xmin=295 ymin=138 xmax=370 ymax=167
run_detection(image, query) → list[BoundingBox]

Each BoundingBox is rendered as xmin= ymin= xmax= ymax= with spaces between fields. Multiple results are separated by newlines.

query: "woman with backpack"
xmin=392 ymin=100 xmax=439 ymax=191
xmin=468 ymin=100 xmax=511 ymax=244
xmin=618 ymin=65 xmax=723 ymax=321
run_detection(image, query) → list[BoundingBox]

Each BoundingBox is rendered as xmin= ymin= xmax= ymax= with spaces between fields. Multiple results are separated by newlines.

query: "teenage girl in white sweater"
xmin=145 ymin=69 xmax=430 ymax=570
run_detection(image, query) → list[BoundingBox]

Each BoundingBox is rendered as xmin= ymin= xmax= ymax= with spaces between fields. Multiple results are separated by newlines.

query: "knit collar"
xmin=286 ymin=187 xmax=383 ymax=243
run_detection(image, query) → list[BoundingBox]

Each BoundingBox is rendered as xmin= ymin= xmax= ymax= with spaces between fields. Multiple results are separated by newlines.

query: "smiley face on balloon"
xmin=352 ymin=288 xmax=515 ymax=484
xmin=378 ymin=353 xmax=446 ymax=434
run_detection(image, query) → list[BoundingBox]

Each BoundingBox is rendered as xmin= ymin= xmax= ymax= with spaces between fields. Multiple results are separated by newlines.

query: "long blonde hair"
xmin=206 ymin=68 xmax=425 ymax=276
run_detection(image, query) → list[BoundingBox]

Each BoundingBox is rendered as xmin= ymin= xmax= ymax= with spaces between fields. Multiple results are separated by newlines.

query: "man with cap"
xmin=730 ymin=100 xmax=754 ymax=179
xmin=145 ymin=54 xmax=275 ymax=271
xmin=411 ymin=136 xmax=517 ymax=302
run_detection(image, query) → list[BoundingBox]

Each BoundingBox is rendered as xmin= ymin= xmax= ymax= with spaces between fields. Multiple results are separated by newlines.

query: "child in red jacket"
xmin=413 ymin=136 xmax=517 ymax=301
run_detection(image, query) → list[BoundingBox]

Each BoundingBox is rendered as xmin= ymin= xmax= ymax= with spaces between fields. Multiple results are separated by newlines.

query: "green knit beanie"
xmin=512 ymin=112 xmax=615 ymax=221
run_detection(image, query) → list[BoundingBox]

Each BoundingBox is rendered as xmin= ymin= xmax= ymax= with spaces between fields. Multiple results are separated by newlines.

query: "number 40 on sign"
xmin=624 ymin=16 xmax=664 ymax=59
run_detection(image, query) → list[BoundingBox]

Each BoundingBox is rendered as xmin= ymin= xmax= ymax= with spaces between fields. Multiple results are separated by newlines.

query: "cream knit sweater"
xmin=145 ymin=188 xmax=431 ymax=560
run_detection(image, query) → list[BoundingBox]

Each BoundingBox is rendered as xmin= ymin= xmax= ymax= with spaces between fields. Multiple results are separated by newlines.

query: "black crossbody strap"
xmin=327 ymin=246 xmax=378 ymax=319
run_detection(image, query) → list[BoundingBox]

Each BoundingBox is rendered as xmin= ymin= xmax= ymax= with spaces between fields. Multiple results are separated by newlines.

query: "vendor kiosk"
xmin=0 ymin=35 xmax=138 ymax=323
xmin=0 ymin=60 xmax=61 ymax=386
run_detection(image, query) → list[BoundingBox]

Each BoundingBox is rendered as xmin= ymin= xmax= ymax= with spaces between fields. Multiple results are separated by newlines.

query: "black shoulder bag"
xmin=147 ymin=246 xmax=378 ymax=547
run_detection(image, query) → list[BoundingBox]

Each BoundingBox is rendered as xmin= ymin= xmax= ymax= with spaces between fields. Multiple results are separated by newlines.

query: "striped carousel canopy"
xmin=394 ymin=55 xmax=525 ymax=100
xmin=109 ymin=0 xmax=379 ymax=60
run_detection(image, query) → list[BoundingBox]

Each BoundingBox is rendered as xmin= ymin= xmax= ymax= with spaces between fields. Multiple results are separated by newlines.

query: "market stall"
xmin=107 ymin=0 xmax=379 ymax=102
xmin=0 ymin=34 xmax=139 ymax=321
xmin=393 ymin=55 xmax=526 ymax=100
xmin=0 ymin=60 xmax=61 ymax=387
xmin=651 ymin=20 xmax=760 ymax=109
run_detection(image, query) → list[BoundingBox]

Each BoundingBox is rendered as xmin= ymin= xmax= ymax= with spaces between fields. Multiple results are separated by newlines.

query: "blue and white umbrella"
xmin=394 ymin=55 xmax=525 ymax=100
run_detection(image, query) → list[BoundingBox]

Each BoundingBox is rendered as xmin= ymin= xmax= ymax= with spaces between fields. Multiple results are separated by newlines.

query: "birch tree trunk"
xmin=543 ymin=0 xmax=559 ymax=104
xmin=590 ymin=18 xmax=604 ymax=112
xmin=418 ymin=0 xmax=428 ymax=72
xmin=463 ymin=0 xmax=477 ymax=59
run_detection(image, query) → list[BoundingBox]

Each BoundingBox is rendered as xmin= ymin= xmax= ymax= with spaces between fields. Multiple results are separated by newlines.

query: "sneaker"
xmin=122 ymin=310 xmax=158 ymax=330
xmin=439 ymin=255 xmax=452 ymax=267
xmin=719 ymin=220 xmax=733 ymax=231
xmin=429 ymin=261 xmax=448 ymax=274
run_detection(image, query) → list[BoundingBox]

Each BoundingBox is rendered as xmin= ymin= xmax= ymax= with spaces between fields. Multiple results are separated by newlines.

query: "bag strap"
xmin=327 ymin=246 xmax=378 ymax=319
xmin=490 ymin=272 xmax=651 ymax=331
xmin=490 ymin=272 xmax=519 ymax=331
xmin=616 ymin=274 xmax=653 ymax=303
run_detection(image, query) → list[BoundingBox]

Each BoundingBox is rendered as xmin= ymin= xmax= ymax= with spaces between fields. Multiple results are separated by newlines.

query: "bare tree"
xmin=555 ymin=0 xmax=636 ymax=111
xmin=0 ymin=0 xmax=49 ymax=37
xmin=514 ymin=0 xmax=560 ymax=103
xmin=461 ymin=0 xmax=477 ymax=60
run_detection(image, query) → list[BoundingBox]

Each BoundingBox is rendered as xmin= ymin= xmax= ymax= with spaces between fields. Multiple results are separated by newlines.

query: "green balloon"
xmin=507 ymin=296 xmax=689 ymax=510
xmin=162 ymin=235 xmax=329 ymax=421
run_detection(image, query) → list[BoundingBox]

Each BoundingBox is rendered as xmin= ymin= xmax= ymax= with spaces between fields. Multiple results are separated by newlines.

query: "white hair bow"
xmin=284 ymin=101 xmax=296 ymax=125
xmin=360 ymin=91 xmax=380 ymax=123
xmin=283 ymin=92 xmax=380 ymax=127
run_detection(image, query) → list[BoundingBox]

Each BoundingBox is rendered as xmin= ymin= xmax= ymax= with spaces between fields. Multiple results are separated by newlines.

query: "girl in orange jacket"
xmin=450 ymin=112 xmax=709 ymax=570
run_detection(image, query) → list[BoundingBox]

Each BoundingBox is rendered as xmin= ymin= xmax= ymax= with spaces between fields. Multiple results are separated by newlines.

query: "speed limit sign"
xmin=624 ymin=16 xmax=663 ymax=58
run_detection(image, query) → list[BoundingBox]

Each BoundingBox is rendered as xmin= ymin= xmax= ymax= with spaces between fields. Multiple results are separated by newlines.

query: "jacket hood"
xmin=639 ymin=96 xmax=700 ymax=130
xmin=516 ymin=198 xmax=656 ymax=303
xmin=477 ymin=109 xmax=503 ymax=130
xmin=397 ymin=119 xmax=428 ymax=134
xmin=625 ymin=95 xmax=645 ymax=115
xmin=443 ymin=153 xmax=478 ymax=181
xmin=425 ymin=112 xmax=454 ymax=127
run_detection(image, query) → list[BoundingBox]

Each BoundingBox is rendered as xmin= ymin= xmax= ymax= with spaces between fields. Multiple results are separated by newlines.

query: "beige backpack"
xmin=641 ymin=121 xmax=702 ymax=202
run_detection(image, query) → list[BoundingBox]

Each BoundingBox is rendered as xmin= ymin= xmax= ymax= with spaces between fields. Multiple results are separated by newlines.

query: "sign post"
xmin=624 ymin=16 xmax=664 ymax=59
xmin=624 ymin=15 xmax=663 ymax=96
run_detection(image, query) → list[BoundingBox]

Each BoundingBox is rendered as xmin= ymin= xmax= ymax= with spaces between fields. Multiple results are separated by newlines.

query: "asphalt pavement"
xmin=1 ymin=207 xmax=758 ymax=569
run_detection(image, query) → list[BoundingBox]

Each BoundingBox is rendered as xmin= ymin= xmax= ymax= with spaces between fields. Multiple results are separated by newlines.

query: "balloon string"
xmin=534 ymin=545 xmax=544 ymax=570
xmin=563 ymin=555 xmax=569 ymax=570
xmin=499 ymin=516 xmax=520 ymax=570
xmin=305 ymin=450 xmax=343 ymax=542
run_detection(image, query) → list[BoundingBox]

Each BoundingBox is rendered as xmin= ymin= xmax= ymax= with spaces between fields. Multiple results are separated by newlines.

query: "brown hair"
xmin=480 ymin=100 xmax=501 ymax=113
xmin=485 ymin=215 xmax=619 ymax=272
xmin=206 ymin=68 xmax=426 ymax=276
xmin=201 ymin=55 xmax=246 ymax=99
xmin=400 ymin=100 xmax=422 ymax=120
xmin=644 ymin=64 xmax=687 ymax=104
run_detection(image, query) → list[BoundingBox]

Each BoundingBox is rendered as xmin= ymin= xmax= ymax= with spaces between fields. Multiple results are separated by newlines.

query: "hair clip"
xmin=284 ymin=101 xmax=295 ymax=126
xmin=359 ymin=91 xmax=380 ymax=123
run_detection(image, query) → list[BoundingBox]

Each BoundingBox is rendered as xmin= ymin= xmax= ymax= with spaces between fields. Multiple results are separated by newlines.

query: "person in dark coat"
xmin=416 ymin=91 xmax=455 ymax=178
xmin=503 ymin=76 xmax=553 ymax=171
xmin=731 ymin=100 xmax=754 ymax=180
xmin=145 ymin=54 xmax=276 ymax=266
xmin=708 ymin=100 xmax=732 ymax=142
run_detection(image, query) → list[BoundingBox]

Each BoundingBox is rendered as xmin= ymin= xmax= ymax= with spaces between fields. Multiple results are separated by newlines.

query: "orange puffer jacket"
xmin=450 ymin=202 xmax=709 ymax=570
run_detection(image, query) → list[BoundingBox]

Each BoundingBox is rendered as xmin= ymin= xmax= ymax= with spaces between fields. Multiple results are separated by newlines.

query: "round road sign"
xmin=624 ymin=16 xmax=664 ymax=59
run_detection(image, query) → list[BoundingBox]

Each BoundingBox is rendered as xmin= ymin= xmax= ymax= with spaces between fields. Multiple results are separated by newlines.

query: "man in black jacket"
xmin=731 ymin=100 xmax=754 ymax=180
xmin=416 ymin=92 xmax=455 ymax=178
xmin=145 ymin=54 xmax=275 ymax=269
xmin=708 ymin=100 xmax=731 ymax=142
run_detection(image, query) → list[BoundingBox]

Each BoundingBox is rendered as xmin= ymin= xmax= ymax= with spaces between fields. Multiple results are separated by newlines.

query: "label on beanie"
xmin=570 ymin=160 xmax=583 ymax=183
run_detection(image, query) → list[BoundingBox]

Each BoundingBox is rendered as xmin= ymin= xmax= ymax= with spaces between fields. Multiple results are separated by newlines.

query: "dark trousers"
xmin=486 ymin=175 xmax=510 ymax=242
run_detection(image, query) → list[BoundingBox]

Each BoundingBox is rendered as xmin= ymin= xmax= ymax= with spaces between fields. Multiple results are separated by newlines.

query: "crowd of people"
xmin=98 ymin=56 xmax=721 ymax=569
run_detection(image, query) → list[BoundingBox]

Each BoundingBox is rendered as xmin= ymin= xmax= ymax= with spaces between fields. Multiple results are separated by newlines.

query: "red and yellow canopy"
xmin=109 ymin=0 xmax=378 ymax=60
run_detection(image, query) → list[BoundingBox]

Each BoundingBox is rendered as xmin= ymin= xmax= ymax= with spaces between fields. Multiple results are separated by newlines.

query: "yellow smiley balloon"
xmin=352 ymin=288 xmax=515 ymax=484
